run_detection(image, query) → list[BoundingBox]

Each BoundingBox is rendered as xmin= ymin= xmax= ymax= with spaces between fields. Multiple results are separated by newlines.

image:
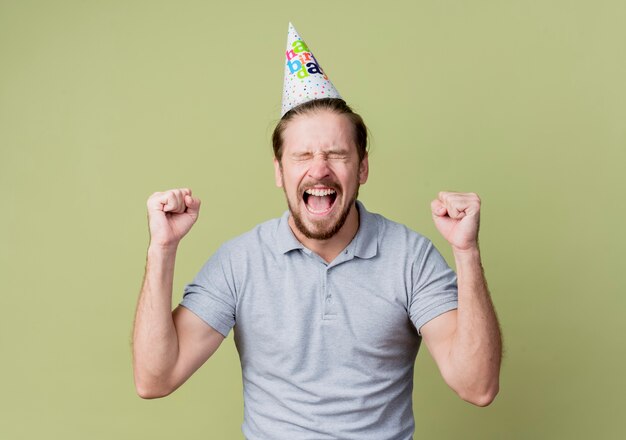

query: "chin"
xmin=292 ymin=197 xmax=354 ymax=241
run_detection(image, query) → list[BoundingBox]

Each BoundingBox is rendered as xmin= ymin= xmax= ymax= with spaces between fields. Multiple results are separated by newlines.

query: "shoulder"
xmin=214 ymin=215 xmax=283 ymax=259
xmin=366 ymin=207 xmax=433 ymax=254
xmin=360 ymin=205 xmax=451 ymax=276
xmin=193 ymin=215 xmax=283 ymax=288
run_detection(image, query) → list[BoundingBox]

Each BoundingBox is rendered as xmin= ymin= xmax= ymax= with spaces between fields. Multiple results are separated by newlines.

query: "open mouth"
xmin=302 ymin=188 xmax=338 ymax=215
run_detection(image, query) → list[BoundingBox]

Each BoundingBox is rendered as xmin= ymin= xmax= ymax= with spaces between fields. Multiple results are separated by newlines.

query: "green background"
xmin=1 ymin=0 xmax=624 ymax=438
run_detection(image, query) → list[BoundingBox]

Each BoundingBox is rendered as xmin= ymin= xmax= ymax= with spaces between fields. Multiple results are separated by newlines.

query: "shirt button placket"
xmin=322 ymin=266 xmax=331 ymax=317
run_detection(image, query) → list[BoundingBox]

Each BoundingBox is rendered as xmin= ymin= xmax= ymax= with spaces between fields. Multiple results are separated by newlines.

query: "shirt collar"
xmin=352 ymin=200 xmax=379 ymax=259
xmin=275 ymin=200 xmax=379 ymax=259
xmin=276 ymin=209 xmax=305 ymax=254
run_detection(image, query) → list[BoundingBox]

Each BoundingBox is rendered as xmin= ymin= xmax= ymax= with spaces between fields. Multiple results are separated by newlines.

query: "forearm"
xmin=448 ymin=247 xmax=502 ymax=404
xmin=132 ymin=244 xmax=180 ymax=397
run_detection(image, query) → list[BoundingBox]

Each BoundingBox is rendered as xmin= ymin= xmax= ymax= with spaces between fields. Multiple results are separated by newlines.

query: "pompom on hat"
xmin=281 ymin=22 xmax=342 ymax=117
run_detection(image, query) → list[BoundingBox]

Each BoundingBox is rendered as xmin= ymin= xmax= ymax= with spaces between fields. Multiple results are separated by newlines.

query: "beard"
xmin=282 ymin=175 xmax=360 ymax=241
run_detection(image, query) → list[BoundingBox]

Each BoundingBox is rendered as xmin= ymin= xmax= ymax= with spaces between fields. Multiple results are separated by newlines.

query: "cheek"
xmin=338 ymin=164 xmax=361 ymax=185
xmin=282 ymin=169 xmax=305 ymax=191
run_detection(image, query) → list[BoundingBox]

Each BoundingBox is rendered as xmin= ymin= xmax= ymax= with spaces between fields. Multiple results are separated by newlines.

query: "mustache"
xmin=299 ymin=179 xmax=341 ymax=193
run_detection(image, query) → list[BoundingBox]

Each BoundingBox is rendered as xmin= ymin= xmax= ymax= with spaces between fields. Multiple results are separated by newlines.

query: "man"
xmin=133 ymin=24 xmax=501 ymax=440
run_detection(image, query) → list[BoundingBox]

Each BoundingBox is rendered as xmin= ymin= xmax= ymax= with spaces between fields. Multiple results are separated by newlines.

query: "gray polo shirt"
xmin=180 ymin=201 xmax=458 ymax=440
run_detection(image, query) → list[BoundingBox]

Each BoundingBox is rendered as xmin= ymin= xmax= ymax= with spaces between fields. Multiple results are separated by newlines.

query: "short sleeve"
xmin=179 ymin=245 xmax=237 ymax=338
xmin=409 ymin=240 xmax=458 ymax=336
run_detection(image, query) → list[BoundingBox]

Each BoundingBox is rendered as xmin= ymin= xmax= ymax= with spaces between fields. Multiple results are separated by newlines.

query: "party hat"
xmin=281 ymin=22 xmax=342 ymax=117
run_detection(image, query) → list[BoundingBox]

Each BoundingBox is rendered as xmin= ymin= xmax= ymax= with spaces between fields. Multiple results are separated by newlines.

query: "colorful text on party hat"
xmin=285 ymin=39 xmax=328 ymax=80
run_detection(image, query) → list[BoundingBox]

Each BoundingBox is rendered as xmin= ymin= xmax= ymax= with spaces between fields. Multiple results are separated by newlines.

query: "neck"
xmin=289 ymin=202 xmax=360 ymax=263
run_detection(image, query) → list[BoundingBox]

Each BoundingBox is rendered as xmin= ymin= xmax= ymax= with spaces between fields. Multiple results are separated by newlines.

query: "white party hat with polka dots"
xmin=281 ymin=22 xmax=342 ymax=117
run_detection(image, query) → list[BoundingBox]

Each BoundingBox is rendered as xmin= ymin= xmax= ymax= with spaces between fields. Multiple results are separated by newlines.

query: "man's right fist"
xmin=146 ymin=188 xmax=201 ymax=248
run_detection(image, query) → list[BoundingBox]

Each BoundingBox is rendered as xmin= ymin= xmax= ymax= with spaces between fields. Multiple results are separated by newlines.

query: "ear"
xmin=358 ymin=153 xmax=369 ymax=185
xmin=273 ymin=158 xmax=284 ymax=188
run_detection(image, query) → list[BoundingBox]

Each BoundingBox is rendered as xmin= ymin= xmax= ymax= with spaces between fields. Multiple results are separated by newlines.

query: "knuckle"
xmin=147 ymin=192 xmax=162 ymax=206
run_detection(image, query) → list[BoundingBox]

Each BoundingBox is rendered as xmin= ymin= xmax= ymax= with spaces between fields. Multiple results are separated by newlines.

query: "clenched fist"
xmin=146 ymin=188 xmax=201 ymax=248
xmin=431 ymin=191 xmax=481 ymax=253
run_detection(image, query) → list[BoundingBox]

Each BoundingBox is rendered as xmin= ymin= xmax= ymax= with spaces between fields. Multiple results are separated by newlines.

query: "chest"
xmin=233 ymin=254 xmax=420 ymax=369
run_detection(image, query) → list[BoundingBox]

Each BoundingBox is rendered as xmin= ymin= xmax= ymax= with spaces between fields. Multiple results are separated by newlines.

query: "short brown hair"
xmin=272 ymin=98 xmax=368 ymax=163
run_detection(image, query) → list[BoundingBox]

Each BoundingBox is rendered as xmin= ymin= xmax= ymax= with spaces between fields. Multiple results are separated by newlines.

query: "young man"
xmin=133 ymin=24 xmax=501 ymax=440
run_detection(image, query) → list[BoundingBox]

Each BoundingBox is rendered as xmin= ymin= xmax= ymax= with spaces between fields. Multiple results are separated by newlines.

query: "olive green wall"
xmin=1 ymin=0 xmax=624 ymax=438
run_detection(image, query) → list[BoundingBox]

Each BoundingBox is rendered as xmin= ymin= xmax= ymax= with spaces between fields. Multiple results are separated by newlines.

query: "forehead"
xmin=282 ymin=110 xmax=356 ymax=154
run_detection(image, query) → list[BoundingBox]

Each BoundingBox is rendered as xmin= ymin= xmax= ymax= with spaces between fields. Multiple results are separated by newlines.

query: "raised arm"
xmin=132 ymin=188 xmax=225 ymax=399
xmin=420 ymin=192 xmax=502 ymax=407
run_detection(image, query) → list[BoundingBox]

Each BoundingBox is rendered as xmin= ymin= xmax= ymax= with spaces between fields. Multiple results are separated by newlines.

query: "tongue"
xmin=308 ymin=195 xmax=333 ymax=212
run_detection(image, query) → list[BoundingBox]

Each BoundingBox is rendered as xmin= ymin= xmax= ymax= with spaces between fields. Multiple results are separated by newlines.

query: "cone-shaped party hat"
xmin=281 ymin=22 xmax=342 ymax=117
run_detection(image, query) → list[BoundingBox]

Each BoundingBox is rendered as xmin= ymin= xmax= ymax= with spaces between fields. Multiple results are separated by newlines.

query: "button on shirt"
xmin=180 ymin=201 xmax=458 ymax=440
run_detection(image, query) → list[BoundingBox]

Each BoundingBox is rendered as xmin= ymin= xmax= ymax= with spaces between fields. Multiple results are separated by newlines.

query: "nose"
xmin=307 ymin=153 xmax=331 ymax=180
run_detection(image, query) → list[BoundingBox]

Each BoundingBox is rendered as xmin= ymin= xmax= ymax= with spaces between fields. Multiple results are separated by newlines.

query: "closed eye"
xmin=327 ymin=152 xmax=348 ymax=160
xmin=289 ymin=150 xmax=350 ymax=161
xmin=291 ymin=153 xmax=313 ymax=161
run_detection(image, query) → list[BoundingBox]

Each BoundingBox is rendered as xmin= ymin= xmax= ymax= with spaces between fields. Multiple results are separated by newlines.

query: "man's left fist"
xmin=431 ymin=191 xmax=481 ymax=252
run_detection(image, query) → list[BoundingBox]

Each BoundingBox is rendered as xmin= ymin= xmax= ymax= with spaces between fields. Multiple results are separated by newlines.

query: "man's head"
xmin=272 ymin=98 xmax=369 ymax=240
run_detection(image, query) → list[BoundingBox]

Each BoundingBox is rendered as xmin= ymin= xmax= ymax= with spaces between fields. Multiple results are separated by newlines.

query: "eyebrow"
xmin=326 ymin=148 xmax=350 ymax=155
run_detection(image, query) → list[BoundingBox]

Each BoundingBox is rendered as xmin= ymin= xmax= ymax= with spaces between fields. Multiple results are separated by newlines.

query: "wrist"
xmin=148 ymin=242 xmax=179 ymax=256
xmin=452 ymin=246 xmax=481 ymax=264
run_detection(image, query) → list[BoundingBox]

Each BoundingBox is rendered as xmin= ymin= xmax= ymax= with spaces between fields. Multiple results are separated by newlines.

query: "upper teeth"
xmin=305 ymin=188 xmax=336 ymax=197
